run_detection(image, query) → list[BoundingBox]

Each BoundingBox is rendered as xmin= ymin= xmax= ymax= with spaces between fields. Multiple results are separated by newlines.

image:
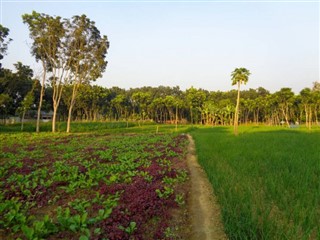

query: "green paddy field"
xmin=191 ymin=126 xmax=320 ymax=240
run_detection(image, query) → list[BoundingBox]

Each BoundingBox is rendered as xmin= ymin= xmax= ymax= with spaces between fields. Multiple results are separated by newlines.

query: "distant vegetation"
xmin=1 ymin=17 xmax=320 ymax=133
xmin=191 ymin=126 xmax=320 ymax=240
xmin=1 ymin=72 xmax=320 ymax=132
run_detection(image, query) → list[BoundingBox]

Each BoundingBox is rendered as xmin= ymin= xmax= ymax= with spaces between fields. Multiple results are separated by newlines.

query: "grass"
xmin=190 ymin=126 xmax=320 ymax=240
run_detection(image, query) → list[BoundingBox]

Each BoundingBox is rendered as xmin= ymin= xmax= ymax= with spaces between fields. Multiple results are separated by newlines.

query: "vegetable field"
xmin=191 ymin=126 xmax=320 ymax=240
xmin=0 ymin=132 xmax=190 ymax=239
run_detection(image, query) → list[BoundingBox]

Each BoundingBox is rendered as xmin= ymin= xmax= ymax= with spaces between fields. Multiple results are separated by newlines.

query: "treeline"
xmin=1 ymin=18 xmax=320 ymax=131
xmin=1 ymin=64 xmax=320 ymax=129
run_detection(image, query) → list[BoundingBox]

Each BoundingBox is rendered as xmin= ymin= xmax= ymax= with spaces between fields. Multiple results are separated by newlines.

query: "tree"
xmin=23 ymin=11 xmax=68 ymax=133
xmin=0 ymin=63 xmax=34 ymax=115
xmin=173 ymin=97 xmax=183 ymax=130
xmin=0 ymin=24 xmax=12 ymax=69
xmin=313 ymin=81 xmax=320 ymax=92
xmin=275 ymin=88 xmax=294 ymax=127
xmin=23 ymin=12 xmax=50 ymax=132
xmin=186 ymin=87 xmax=206 ymax=124
xmin=65 ymin=15 xmax=109 ymax=133
xmin=300 ymin=88 xmax=313 ymax=129
xmin=217 ymin=99 xmax=234 ymax=125
xmin=150 ymin=97 xmax=165 ymax=123
xmin=76 ymin=85 xmax=109 ymax=121
xmin=231 ymin=67 xmax=251 ymax=135
xmin=111 ymin=94 xmax=127 ymax=120
xmin=201 ymin=101 xmax=217 ymax=125
xmin=312 ymin=82 xmax=320 ymax=125
xmin=164 ymin=95 xmax=175 ymax=122
xmin=23 ymin=12 xmax=109 ymax=133
xmin=19 ymin=87 xmax=35 ymax=131
xmin=0 ymin=93 xmax=12 ymax=123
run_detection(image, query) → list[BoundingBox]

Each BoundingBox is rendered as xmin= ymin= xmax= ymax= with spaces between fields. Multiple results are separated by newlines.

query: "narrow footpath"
xmin=186 ymin=134 xmax=228 ymax=240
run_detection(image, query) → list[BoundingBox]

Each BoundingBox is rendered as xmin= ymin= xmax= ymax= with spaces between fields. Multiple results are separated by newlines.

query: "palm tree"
xmin=231 ymin=67 xmax=251 ymax=135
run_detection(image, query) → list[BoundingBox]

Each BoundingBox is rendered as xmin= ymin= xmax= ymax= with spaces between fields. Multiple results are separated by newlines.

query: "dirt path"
xmin=186 ymin=134 xmax=228 ymax=240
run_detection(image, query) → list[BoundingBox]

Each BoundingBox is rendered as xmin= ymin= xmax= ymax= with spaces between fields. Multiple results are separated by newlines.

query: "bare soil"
xmin=186 ymin=134 xmax=228 ymax=240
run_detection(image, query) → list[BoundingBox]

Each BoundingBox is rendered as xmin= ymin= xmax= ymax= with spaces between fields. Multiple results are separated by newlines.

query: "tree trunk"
xmin=308 ymin=106 xmax=312 ymax=130
xmin=36 ymin=62 xmax=46 ymax=133
xmin=281 ymin=106 xmax=290 ymax=127
xmin=52 ymin=80 xmax=64 ymax=133
xmin=304 ymin=105 xmax=309 ymax=128
xmin=66 ymin=83 xmax=78 ymax=133
xmin=93 ymin=110 xmax=97 ymax=122
xmin=234 ymin=81 xmax=240 ymax=135
xmin=175 ymin=105 xmax=178 ymax=131
xmin=52 ymin=107 xmax=57 ymax=132
xmin=21 ymin=109 xmax=26 ymax=131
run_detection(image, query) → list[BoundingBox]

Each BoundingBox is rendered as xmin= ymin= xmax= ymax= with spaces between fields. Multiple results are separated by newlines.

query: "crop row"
xmin=0 ymin=132 xmax=189 ymax=239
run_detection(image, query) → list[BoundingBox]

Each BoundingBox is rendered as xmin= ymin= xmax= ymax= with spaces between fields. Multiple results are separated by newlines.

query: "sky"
xmin=0 ymin=0 xmax=319 ymax=93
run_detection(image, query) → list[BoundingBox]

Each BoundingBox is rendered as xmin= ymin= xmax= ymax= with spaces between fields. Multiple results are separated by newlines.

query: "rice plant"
xmin=191 ymin=126 xmax=320 ymax=240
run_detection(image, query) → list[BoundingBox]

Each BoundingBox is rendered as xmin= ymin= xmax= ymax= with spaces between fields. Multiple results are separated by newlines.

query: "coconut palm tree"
xmin=231 ymin=67 xmax=251 ymax=135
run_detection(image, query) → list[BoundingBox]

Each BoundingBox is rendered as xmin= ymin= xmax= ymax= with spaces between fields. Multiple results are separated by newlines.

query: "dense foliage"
xmin=0 ymin=132 xmax=189 ymax=239
xmin=21 ymin=11 xmax=109 ymax=133
xmin=2 ymin=78 xmax=320 ymax=129
xmin=191 ymin=126 xmax=320 ymax=240
xmin=0 ymin=24 xmax=12 ymax=68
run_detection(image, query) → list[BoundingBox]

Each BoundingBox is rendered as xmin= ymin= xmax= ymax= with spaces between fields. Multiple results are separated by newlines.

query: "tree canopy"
xmin=1 ymin=14 xmax=319 ymax=131
xmin=0 ymin=24 xmax=12 ymax=69
xmin=231 ymin=67 xmax=251 ymax=135
xmin=22 ymin=11 xmax=109 ymax=132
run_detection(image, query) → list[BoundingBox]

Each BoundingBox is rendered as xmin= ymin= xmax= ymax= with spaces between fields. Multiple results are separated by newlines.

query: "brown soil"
xmin=186 ymin=134 xmax=228 ymax=240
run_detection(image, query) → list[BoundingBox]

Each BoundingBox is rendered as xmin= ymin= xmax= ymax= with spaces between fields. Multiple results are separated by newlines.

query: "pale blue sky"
xmin=1 ymin=0 xmax=319 ymax=93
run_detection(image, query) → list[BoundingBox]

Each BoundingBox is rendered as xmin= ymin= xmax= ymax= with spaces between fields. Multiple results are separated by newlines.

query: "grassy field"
xmin=0 ymin=129 xmax=190 ymax=239
xmin=191 ymin=126 xmax=320 ymax=240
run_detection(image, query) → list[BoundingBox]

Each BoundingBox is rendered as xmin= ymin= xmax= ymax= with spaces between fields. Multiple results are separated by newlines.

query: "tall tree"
xmin=65 ymin=15 xmax=109 ymax=133
xmin=111 ymin=94 xmax=127 ymax=121
xmin=300 ymin=88 xmax=313 ymax=129
xmin=131 ymin=91 xmax=151 ymax=123
xmin=150 ymin=97 xmax=165 ymax=123
xmin=23 ymin=12 xmax=49 ymax=132
xmin=231 ymin=67 xmax=251 ymax=135
xmin=0 ymin=24 xmax=12 ymax=69
xmin=186 ymin=87 xmax=206 ymax=124
xmin=23 ymin=11 xmax=67 ymax=133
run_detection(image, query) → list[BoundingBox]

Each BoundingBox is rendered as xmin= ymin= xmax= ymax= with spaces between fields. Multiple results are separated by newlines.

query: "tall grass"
xmin=191 ymin=126 xmax=320 ymax=240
